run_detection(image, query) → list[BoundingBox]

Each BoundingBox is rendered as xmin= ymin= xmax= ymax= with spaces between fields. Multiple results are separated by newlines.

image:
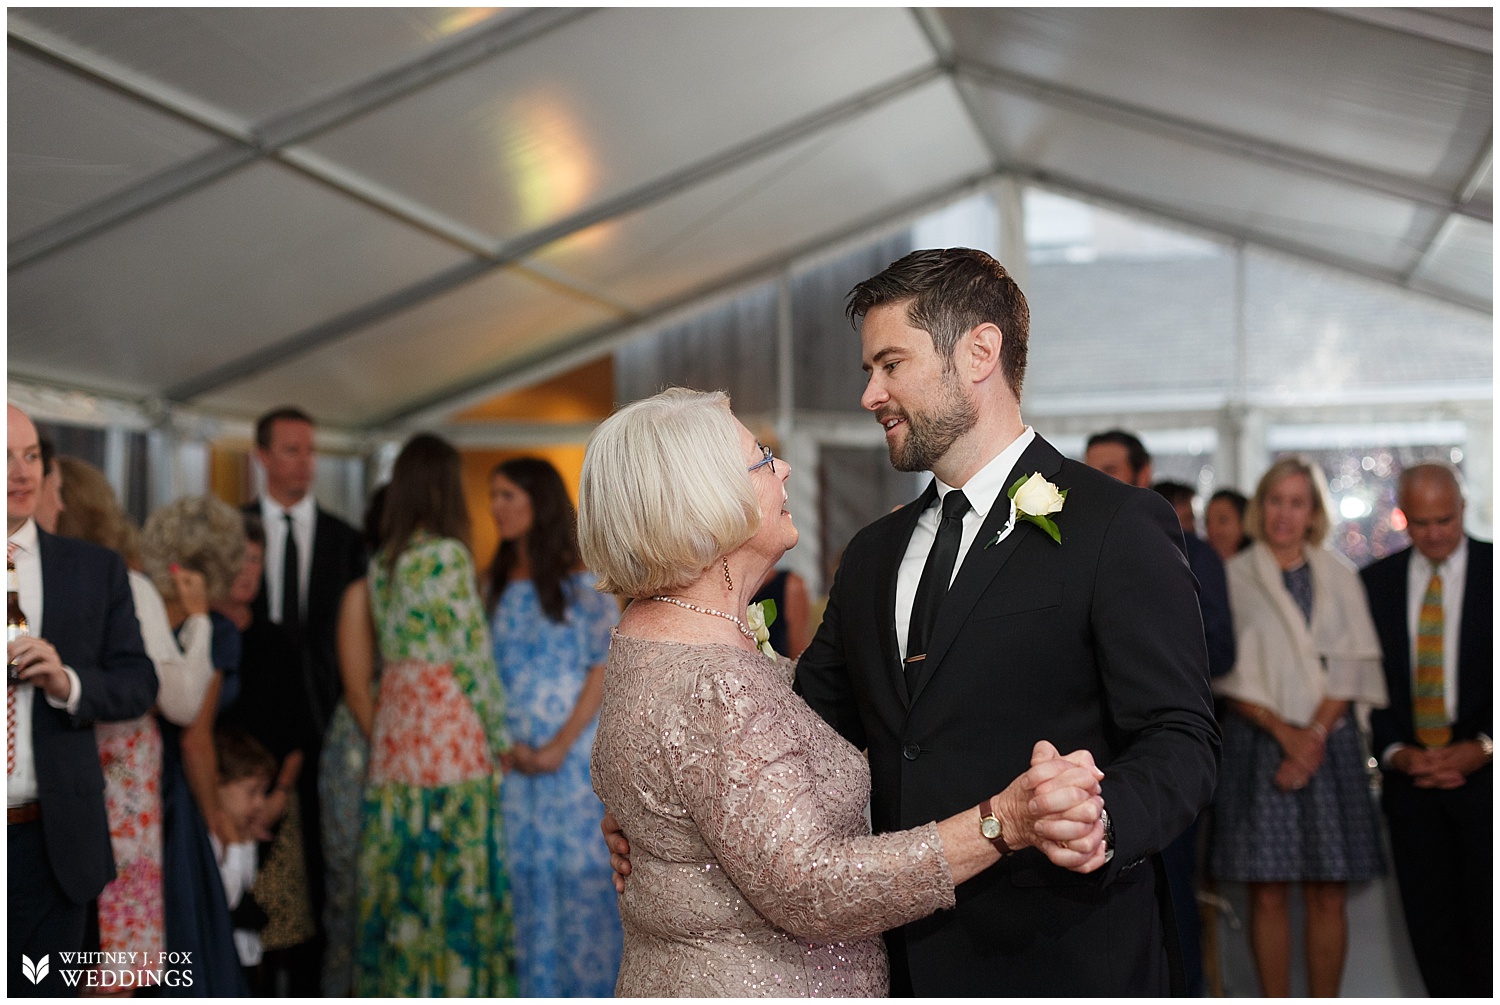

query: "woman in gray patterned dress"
xmin=1212 ymin=457 xmax=1388 ymax=996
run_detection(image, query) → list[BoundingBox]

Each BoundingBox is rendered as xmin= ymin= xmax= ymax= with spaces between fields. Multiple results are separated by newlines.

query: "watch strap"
xmin=979 ymin=798 xmax=1012 ymax=855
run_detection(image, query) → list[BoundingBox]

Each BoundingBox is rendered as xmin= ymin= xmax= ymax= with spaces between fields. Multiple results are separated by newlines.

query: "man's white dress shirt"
xmin=896 ymin=427 xmax=1036 ymax=661
xmin=8 ymin=518 xmax=81 ymax=806
xmin=258 ymin=493 xmax=316 ymax=625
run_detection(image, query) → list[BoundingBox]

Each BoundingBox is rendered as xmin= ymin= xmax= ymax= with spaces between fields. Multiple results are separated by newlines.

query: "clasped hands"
xmin=1274 ymin=723 xmax=1327 ymax=792
xmin=1391 ymin=741 xmax=1488 ymax=789
xmin=505 ymin=740 xmax=567 ymax=775
xmin=994 ymin=739 xmax=1109 ymax=874
xmin=600 ymin=738 xmax=1110 ymax=894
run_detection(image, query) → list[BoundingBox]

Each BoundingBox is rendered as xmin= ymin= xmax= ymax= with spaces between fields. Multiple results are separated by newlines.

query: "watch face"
xmin=981 ymin=817 xmax=1002 ymax=840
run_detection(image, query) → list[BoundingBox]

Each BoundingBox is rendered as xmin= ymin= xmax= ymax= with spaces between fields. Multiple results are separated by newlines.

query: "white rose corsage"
xmin=747 ymin=599 xmax=779 ymax=658
xmin=986 ymin=472 xmax=1067 ymax=547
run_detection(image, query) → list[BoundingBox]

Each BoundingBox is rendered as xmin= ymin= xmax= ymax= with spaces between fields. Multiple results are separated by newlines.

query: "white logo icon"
xmin=22 ymin=954 xmax=49 ymax=985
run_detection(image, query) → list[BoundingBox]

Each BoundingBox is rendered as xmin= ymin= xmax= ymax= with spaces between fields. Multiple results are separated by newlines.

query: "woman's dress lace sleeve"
xmin=667 ymin=650 xmax=954 ymax=943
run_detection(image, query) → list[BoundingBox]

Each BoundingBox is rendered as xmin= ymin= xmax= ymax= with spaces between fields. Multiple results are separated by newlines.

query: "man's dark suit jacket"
xmin=32 ymin=529 xmax=158 ymax=903
xmin=1360 ymin=538 xmax=1492 ymax=995
xmin=796 ymin=435 xmax=1220 ymax=996
xmin=1182 ymin=532 xmax=1235 ymax=678
xmin=1362 ymin=538 xmax=1492 ymax=759
xmin=242 ymin=500 xmax=367 ymax=739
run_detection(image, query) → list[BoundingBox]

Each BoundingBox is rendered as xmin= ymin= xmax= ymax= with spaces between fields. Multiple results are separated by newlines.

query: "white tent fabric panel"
xmin=10 ymin=7 xmax=518 ymax=127
xmin=198 ymin=266 xmax=617 ymax=428
xmin=944 ymin=8 xmax=1491 ymax=187
xmin=532 ymin=79 xmax=991 ymax=309
xmin=6 ymin=7 xmax=1490 ymax=433
xmin=1409 ymin=215 xmax=1495 ymax=304
xmin=8 ymin=47 xmax=223 ymax=235
xmin=304 ymin=8 xmax=934 ymax=244
xmin=962 ymin=85 xmax=1436 ymax=276
xmin=8 ymin=161 xmax=468 ymax=397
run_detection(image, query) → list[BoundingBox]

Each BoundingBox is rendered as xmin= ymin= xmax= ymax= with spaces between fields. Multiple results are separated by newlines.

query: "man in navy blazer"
xmin=1361 ymin=463 xmax=1491 ymax=996
xmin=8 ymin=405 xmax=157 ymax=995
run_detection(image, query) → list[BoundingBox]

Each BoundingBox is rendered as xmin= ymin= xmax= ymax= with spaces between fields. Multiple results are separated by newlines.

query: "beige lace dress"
xmin=591 ymin=634 xmax=955 ymax=997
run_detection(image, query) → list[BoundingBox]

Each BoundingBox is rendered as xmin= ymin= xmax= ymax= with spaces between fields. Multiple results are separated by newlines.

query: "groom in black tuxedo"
xmin=795 ymin=248 xmax=1219 ymax=995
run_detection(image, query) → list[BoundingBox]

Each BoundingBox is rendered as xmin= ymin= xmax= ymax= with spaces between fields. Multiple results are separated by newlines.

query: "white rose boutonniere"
xmin=747 ymin=599 xmax=778 ymax=658
xmin=987 ymin=472 xmax=1067 ymax=547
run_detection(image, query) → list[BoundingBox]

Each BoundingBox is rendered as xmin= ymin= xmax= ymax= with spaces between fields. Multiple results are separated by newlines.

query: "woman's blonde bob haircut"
xmin=140 ymin=494 xmax=247 ymax=603
xmin=1245 ymin=455 xmax=1333 ymax=547
xmin=579 ymin=388 xmax=760 ymax=597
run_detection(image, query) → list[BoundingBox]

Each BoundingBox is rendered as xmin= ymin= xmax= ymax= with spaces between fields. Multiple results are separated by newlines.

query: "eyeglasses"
xmin=748 ymin=443 xmax=776 ymax=475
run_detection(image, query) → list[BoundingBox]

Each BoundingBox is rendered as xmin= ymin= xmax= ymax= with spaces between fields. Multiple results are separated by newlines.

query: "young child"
xmin=212 ymin=727 xmax=277 ymax=972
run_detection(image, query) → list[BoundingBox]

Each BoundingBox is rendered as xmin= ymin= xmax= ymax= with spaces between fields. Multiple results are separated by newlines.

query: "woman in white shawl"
xmin=1211 ymin=456 xmax=1387 ymax=997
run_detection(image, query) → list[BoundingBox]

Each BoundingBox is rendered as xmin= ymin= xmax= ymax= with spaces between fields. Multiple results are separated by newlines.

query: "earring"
xmin=722 ymin=558 xmax=733 ymax=592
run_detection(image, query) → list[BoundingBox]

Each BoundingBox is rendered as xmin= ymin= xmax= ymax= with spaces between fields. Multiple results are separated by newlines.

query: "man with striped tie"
xmin=7 ymin=405 xmax=157 ymax=994
xmin=1361 ymin=462 xmax=1491 ymax=997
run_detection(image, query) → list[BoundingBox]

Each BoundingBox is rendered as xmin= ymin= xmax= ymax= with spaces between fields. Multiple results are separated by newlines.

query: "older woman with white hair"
xmin=1211 ymin=456 xmax=1388 ymax=996
xmin=141 ymin=493 xmax=253 ymax=996
xmin=583 ymin=388 xmax=1105 ymax=997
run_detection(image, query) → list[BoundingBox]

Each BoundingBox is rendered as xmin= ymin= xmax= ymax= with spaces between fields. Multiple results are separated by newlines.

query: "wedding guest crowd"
xmin=11 ymin=376 xmax=1490 ymax=999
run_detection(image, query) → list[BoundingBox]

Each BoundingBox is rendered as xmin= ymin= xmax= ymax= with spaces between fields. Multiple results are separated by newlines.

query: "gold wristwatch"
xmin=979 ymin=798 xmax=1012 ymax=855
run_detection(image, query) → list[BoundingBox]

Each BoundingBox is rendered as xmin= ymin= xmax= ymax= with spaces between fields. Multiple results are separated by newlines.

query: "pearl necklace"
xmin=648 ymin=595 xmax=756 ymax=644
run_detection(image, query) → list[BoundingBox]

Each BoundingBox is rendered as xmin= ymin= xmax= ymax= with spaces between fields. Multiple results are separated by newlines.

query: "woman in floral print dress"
xmin=354 ymin=434 xmax=517 ymax=997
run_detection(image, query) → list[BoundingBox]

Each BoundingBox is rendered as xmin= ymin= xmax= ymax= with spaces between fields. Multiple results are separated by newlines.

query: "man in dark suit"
xmin=1360 ymin=462 xmax=1491 ymax=997
xmin=795 ymin=249 xmax=1219 ymax=995
xmin=237 ymin=406 xmax=366 ymax=992
xmin=8 ymin=405 xmax=158 ymax=995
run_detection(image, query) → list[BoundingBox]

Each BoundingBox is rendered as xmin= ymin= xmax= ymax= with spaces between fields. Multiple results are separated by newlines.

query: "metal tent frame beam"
xmin=954 ymin=57 xmax=1492 ymax=224
xmin=7 ymin=8 xmax=596 ymax=269
xmin=161 ymin=62 xmax=947 ymax=402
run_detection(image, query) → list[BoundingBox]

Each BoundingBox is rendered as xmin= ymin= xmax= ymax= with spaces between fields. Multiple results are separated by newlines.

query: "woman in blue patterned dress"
xmin=486 ymin=457 xmax=622 ymax=997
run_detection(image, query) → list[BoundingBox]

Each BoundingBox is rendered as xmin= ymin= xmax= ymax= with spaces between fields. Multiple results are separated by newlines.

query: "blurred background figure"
xmin=211 ymin=727 xmax=279 ymax=980
xmin=1084 ymin=429 xmax=1152 ymax=487
xmin=319 ymin=486 xmax=386 ymax=996
xmin=750 ymin=567 xmax=811 ymax=658
xmin=1361 ymin=463 xmax=1491 ymax=997
xmin=215 ymin=513 xmax=315 ymax=995
xmin=356 ymin=434 xmax=516 ymax=996
xmin=140 ymin=495 xmax=252 ymax=996
xmin=485 ymin=457 xmax=621 ymax=996
xmin=1211 ymin=457 xmax=1388 ymax=996
xmin=1206 ymin=489 xmax=1253 ymax=564
xmin=33 ymin=437 xmax=63 ymax=533
xmin=244 ymin=406 xmax=368 ymax=994
xmin=55 ymin=458 xmax=216 ymax=990
xmin=1152 ymin=480 xmax=1235 ymax=679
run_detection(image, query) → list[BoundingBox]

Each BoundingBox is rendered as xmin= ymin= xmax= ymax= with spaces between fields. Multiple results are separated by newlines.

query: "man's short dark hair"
xmin=254 ymin=406 xmax=314 ymax=450
xmin=38 ymin=436 xmax=55 ymax=477
xmin=846 ymin=247 xmax=1030 ymax=398
xmin=1152 ymin=481 xmax=1196 ymax=509
xmin=1086 ymin=430 xmax=1151 ymax=478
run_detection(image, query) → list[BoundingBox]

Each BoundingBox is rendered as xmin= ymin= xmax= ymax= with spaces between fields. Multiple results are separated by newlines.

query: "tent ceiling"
xmin=8 ymin=7 xmax=1491 ymax=433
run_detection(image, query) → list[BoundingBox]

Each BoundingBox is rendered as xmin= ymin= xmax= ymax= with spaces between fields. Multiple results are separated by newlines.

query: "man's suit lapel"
xmin=883 ymin=481 xmax=937 ymax=709
xmin=35 ymin=528 xmax=65 ymax=640
xmin=910 ymin=436 xmax=1064 ymax=706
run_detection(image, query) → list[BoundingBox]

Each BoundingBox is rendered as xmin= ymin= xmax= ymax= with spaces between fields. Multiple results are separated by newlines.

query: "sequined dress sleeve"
xmin=593 ymin=635 xmax=955 ymax=996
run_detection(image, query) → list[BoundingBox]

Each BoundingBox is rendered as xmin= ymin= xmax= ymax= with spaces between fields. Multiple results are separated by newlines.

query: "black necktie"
xmin=282 ymin=512 xmax=301 ymax=633
xmin=905 ymin=490 xmax=970 ymax=697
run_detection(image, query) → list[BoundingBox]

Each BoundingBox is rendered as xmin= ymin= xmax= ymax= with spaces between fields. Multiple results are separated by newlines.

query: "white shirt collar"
xmin=8 ymin=517 xmax=39 ymax=554
xmin=931 ymin=426 xmax=1037 ymax=519
xmin=262 ymin=492 xmax=316 ymax=526
xmin=1411 ymin=535 xmax=1467 ymax=578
